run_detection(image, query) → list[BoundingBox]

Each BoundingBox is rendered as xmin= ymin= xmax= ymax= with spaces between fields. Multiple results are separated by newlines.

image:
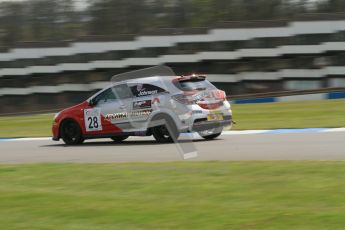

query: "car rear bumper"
xmin=192 ymin=115 xmax=232 ymax=132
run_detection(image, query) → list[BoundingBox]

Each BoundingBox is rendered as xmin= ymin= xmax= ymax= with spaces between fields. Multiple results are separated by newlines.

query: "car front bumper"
xmin=52 ymin=122 xmax=60 ymax=141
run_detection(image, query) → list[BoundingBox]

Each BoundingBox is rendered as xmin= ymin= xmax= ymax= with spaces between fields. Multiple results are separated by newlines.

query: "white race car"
xmin=52 ymin=74 xmax=232 ymax=145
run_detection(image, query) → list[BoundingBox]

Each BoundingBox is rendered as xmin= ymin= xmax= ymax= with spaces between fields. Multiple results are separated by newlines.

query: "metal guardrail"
xmin=228 ymin=87 xmax=345 ymax=100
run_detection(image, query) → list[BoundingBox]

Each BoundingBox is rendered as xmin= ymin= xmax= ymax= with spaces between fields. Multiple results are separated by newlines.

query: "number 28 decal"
xmin=84 ymin=108 xmax=103 ymax=132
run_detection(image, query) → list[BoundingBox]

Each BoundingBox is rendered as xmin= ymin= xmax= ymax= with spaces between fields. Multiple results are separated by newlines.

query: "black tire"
xmin=150 ymin=114 xmax=179 ymax=143
xmin=198 ymin=127 xmax=223 ymax=140
xmin=60 ymin=120 xmax=84 ymax=145
xmin=111 ymin=135 xmax=129 ymax=142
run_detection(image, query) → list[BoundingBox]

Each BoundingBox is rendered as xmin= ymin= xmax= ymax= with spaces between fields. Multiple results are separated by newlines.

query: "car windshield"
xmin=175 ymin=79 xmax=216 ymax=91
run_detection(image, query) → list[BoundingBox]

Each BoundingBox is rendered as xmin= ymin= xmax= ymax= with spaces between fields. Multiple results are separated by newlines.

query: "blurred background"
xmin=0 ymin=0 xmax=345 ymax=114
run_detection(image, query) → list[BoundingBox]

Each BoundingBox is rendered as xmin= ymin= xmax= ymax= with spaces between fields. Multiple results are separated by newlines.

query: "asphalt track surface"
xmin=0 ymin=131 xmax=344 ymax=163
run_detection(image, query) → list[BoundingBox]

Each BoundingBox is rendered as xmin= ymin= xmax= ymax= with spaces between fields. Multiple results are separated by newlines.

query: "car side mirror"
xmin=89 ymin=99 xmax=96 ymax=107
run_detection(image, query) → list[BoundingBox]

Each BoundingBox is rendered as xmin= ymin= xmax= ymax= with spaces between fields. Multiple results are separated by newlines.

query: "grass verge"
xmin=0 ymin=99 xmax=344 ymax=137
xmin=231 ymin=98 xmax=345 ymax=130
xmin=0 ymin=113 xmax=53 ymax=137
xmin=0 ymin=161 xmax=345 ymax=229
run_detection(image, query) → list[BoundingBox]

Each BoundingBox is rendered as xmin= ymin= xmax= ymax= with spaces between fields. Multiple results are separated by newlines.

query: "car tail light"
xmin=197 ymin=101 xmax=223 ymax=110
xmin=198 ymin=90 xmax=226 ymax=110
xmin=172 ymin=94 xmax=195 ymax=105
xmin=213 ymin=90 xmax=226 ymax=101
xmin=172 ymin=90 xmax=227 ymax=106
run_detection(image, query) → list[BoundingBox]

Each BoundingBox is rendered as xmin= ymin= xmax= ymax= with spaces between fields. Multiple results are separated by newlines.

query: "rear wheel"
xmin=60 ymin=120 xmax=84 ymax=145
xmin=111 ymin=135 xmax=129 ymax=142
xmin=151 ymin=115 xmax=179 ymax=143
xmin=198 ymin=127 xmax=223 ymax=140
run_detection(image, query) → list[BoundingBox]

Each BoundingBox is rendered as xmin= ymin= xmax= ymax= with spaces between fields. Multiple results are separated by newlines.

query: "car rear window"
xmin=174 ymin=79 xmax=216 ymax=91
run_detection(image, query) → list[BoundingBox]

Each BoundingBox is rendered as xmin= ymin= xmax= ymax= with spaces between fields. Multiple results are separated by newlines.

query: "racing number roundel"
xmin=84 ymin=108 xmax=103 ymax=132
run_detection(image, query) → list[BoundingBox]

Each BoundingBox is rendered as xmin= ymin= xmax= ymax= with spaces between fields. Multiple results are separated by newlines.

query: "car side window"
xmin=111 ymin=84 xmax=132 ymax=99
xmin=130 ymin=84 xmax=166 ymax=97
xmin=93 ymin=88 xmax=116 ymax=105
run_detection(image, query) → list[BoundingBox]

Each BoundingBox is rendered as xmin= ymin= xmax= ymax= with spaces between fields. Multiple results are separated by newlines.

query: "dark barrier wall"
xmin=1 ymin=14 xmax=345 ymax=114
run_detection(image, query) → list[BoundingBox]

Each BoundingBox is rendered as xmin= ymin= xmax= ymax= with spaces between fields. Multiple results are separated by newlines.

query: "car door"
xmin=104 ymin=84 xmax=134 ymax=131
xmin=128 ymin=83 xmax=167 ymax=129
xmin=87 ymin=87 xmax=123 ymax=133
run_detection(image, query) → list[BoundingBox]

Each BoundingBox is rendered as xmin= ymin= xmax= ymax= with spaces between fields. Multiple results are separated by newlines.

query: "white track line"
xmin=1 ymin=128 xmax=344 ymax=142
xmin=320 ymin=128 xmax=345 ymax=133
xmin=3 ymin=137 xmax=52 ymax=142
xmin=222 ymin=130 xmax=270 ymax=135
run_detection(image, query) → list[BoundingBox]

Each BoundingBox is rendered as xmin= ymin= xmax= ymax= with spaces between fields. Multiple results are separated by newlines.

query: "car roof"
xmin=88 ymin=76 xmax=177 ymax=100
xmin=88 ymin=74 xmax=208 ymax=100
xmin=111 ymin=75 xmax=175 ymax=84
xmin=111 ymin=74 xmax=207 ymax=85
xmin=131 ymin=76 xmax=173 ymax=83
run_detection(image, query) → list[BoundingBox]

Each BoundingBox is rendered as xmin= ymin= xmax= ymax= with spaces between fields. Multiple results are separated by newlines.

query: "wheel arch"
xmin=148 ymin=109 xmax=181 ymax=126
xmin=58 ymin=117 xmax=83 ymax=138
xmin=147 ymin=112 xmax=177 ymax=132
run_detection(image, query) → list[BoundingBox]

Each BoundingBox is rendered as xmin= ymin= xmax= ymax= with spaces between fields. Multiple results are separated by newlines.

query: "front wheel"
xmin=60 ymin=120 xmax=84 ymax=145
xmin=198 ymin=127 xmax=223 ymax=140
